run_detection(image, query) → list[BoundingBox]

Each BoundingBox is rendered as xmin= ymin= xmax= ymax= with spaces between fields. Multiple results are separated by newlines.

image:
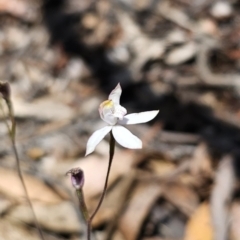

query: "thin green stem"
xmin=2 ymin=99 xmax=45 ymax=240
xmin=76 ymin=189 xmax=89 ymax=222
xmin=87 ymin=132 xmax=115 ymax=240
xmin=11 ymin=138 xmax=45 ymax=240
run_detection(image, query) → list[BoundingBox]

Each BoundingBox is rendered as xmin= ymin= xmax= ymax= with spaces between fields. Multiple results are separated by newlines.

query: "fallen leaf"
xmin=0 ymin=197 xmax=13 ymax=214
xmin=230 ymin=201 xmax=240 ymax=240
xmin=189 ymin=143 xmax=213 ymax=178
xmin=91 ymin=171 xmax=135 ymax=227
xmin=7 ymin=201 xmax=82 ymax=234
xmin=147 ymin=159 xmax=176 ymax=178
xmin=26 ymin=147 xmax=45 ymax=160
xmin=184 ymin=202 xmax=213 ymax=240
xmin=163 ymin=182 xmax=199 ymax=216
xmin=0 ymin=167 xmax=62 ymax=204
xmin=111 ymin=230 xmax=126 ymax=240
xmin=0 ymin=0 xmax=38 ymax=22
xmin=66 ymin=148 xmax=135 ymax=203
xmin=165 ymin=42 xmax=197 ymax=65
xmin=0 ymin=219 xmax=39 ymax=240
xmin=118 ymin=182 xmax=162 ymax=240
xmin=12 ymin=96 xmax=74 ymax=121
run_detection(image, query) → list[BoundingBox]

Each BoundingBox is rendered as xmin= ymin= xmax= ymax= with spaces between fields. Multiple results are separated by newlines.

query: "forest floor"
xmin=1 ymin=0 xmax=240 ymax=240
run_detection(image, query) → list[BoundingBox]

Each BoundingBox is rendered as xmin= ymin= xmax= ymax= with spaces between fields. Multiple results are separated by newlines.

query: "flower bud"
xmin=66 ymin=168 xmax=84 ymax=190
xmin=0 ymin=81 xmax=10 ymax=101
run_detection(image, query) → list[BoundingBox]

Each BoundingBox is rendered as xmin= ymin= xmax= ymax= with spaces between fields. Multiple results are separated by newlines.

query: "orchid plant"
xmin=86 ymin=83 xmax=159 ymax=155
xmin=69 ymin=83 xmax=158 ymax=240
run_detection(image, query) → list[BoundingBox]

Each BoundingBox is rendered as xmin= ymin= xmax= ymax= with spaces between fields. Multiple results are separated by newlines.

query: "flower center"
xmin=100 ymin=100 xmax=114 ymax=109
xmin=99 ymin=99 xmax=127 ymax=125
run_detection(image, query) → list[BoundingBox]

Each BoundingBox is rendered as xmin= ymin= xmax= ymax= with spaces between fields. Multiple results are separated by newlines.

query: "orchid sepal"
xmin=118 ymin=110 xmax=159 ymax=125
xmin=85 ymin=126 xmax=112 ymax=156
xmin=112 ymin=125 xmax=142 ymax=149
xmin=108 ymin=83 xmax=122 ymax=104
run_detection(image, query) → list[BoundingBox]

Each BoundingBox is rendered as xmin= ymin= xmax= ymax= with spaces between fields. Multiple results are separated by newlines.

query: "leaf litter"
xmin=1 ymin=0 xmax=240 ymax=239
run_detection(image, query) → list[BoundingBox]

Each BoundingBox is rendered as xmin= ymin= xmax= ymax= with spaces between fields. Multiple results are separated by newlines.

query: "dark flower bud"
xmin=66 ymin=168 xmax=84 ymax=190
xmin=0 ymin=81 xmax=10 ymax=101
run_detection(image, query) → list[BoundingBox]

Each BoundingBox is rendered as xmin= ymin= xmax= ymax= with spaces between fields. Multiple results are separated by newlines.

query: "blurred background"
xmin=1 ymin=0 xmax=240 ymax=239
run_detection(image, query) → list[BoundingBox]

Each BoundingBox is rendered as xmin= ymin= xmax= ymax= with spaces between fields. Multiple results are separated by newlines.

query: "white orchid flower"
xmin=85 ymin=83 xmax=159 ymax=156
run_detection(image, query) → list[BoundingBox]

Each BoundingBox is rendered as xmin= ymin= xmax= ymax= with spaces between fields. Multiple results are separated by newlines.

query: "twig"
xmin=157 ymin=1 xmax=240 ymax=88
xmin=157 ymin=0 xmax=196 ymax=32
xmin=197 ymin=39 xmax=240 ymax=87
xmin=210 ymin=155 xmax=235 ymax=240
xmin=11 ymin=138 xmax=46 ymax=240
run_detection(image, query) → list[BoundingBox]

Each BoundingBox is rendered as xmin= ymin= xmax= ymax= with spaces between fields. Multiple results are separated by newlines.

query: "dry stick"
xmin=3 ymin=99 xmax=45 ymax=240
xmin=87 ymin=132 xmax=116 ymax=240
xmin=210 ymin=155 xmax=235 ymax=240
xmin=197 ymin=39 xmax=240 ymax=87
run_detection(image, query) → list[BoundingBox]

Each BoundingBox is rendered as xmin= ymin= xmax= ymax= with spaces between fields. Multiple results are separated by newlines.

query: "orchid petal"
xmin=99 ymin=100 xmax=117 ymax=125
xmin=100 ymin=110 xmax=118 ymax=125
xmin=112 ymin=126 xmax=142 ymax=149
xmin=118 ymin=110 xmax=159 ymax=125
xmin=108 ymin=83 xmax=122 ymax=104
xmin=113 ymin=105 xmax=127 ymax=120
xmin=85 ymin=126 xmax=112 ymax=156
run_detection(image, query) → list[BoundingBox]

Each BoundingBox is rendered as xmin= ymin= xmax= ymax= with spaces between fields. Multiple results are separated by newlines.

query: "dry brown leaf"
xmin=198 ymin=18 xmax=218 ymax=36
xmin=91 ymin=171 xmax=135 ymax=227
xmin=0 ymin=167 xmax=62 ymax=203
xmin=230 ymin=201 xmax=240 ymax=240
xmin=0 ymin=0 xmax=38 ymax=22
xmin=184 ymin=202 xmax=213 ymax=240
xmin=67 ymin=149 xmax=135 ymax=202
xmin=111 ymin=230 xmax=126 ymax=240
xmin=118 ymin=182 xmax=162 ymax=240
xmin=12 ymin=96 xmax=74 ymax=121
xmin=147 ymin=159 xmax=175 ymax=178
xmin=0 ymin=219 xmax=39 ymax=240
xmin=7 ymin=201 xmax=82 ymax=234
xmin=143 ymin=238 xmax=175 ymax=240
xmin=0 ymin=197 xmax=13 ymax=214
xmin=26 ymin=147 xmax=45 ymax=160
xmin=163 ymin=182 xmax=199 ymax=216
xmin=117 ymin=13 xmax=165 ymax=73
xmin=165 ymin=42 xmax=197 ymax=65
xmin=189 ymin=143 xmax=213 ymax=178
xmin=178 ymin=173 xmax=199 ymax=186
